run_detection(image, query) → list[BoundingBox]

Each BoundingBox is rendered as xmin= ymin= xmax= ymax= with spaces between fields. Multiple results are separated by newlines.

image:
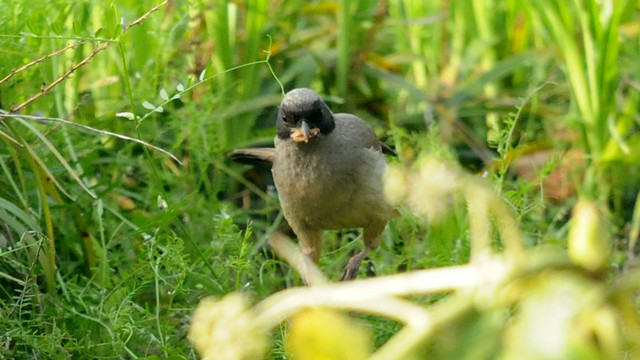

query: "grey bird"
xmin=229 ymin=88 xmax=396 ymax=280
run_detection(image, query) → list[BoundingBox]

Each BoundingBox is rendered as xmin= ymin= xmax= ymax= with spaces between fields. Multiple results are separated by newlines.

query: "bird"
xmin=229 ymin=88 xmax=396 ymax=280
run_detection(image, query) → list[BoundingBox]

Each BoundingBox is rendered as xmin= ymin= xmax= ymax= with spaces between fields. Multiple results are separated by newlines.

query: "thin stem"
xmin=0 ymin=113 xmax=181 ymax=165
xmin=268 ymin=232 xmax=328 ymax=286
xmin=466 ymin=186 xmax=493 ymax=259
xmin=9 ymin=1 xmax=169 ymax=113
xmin=0 ymin=41 xmax=85 ymax=86
xmin=253 ymin=259 xmax=507 ymax=329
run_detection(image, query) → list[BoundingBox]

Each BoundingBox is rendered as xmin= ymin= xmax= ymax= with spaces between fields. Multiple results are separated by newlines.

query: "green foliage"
xmin=0 ymin=0 xmax=639 ymax=358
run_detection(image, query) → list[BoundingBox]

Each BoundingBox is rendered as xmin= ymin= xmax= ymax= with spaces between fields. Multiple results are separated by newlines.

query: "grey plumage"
xmin=230 ymin=88 xmax=395 ymax=280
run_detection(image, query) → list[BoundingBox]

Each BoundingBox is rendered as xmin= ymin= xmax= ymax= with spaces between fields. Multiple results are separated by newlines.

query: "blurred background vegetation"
xmin=0 ymin=0 xmax=639 ymax=358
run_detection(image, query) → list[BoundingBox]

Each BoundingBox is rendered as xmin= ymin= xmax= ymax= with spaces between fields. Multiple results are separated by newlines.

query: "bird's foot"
xmin=341 ymin=256 xmax=362 ymax=281
xmin=341 ymin=249 xmax=371 ymax=281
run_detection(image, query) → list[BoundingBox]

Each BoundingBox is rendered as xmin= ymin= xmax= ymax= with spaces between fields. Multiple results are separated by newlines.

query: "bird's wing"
xmin=227 ymin=147 xmax=276 ymax=165
xmin=334 ymin=113 xmax=394 ymax=154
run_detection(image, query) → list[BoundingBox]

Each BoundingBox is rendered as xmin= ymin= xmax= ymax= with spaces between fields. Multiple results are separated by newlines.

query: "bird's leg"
xmin=342 ymin=220 xmax=387 ymax=281
xmin=341 ymin=247 xmax=371 ymax=281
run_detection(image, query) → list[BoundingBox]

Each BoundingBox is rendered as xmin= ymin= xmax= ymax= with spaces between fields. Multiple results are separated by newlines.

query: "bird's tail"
xmin=227 ymin=148 xmax=276 ymax=166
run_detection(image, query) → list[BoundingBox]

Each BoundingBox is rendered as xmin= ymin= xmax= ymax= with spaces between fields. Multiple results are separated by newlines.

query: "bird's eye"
xmin=307 ymin=112 xmax=321 ymax=124
xmin=282 ymin=114 xmax=295 ymax=124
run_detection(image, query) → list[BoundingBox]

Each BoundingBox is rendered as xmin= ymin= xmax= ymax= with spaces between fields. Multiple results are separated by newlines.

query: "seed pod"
xmin=568 ymin=199 xmax=609 ymax=272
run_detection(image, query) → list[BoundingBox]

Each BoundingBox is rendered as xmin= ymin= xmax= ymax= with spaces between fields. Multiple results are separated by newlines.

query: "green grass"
xmin=1 ymin=0 xmax=639 ymax=358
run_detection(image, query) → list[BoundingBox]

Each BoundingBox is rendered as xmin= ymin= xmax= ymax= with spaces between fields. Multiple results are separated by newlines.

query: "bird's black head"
xmin=276 ymin=88 xmax=335 ymax=143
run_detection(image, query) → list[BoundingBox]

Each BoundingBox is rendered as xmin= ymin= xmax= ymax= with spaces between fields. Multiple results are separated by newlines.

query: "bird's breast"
xmin=272 ymin=139 xmax=388 ymax=231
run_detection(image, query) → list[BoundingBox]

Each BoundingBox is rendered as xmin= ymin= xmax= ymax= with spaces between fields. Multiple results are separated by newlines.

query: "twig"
xmin=0 ymin=41 xmax=85 ymax=86
xmin=268 ymin=231 xmax=328 ymax=286
xmin=11 ymin=42 xmax=108 ymax=113
xmin=9 ymin=0 xmax=169 ymax=112
xmin=127 ymin=0 xmax=169 ymax=29
xmin=0 ymin=112 xmax=182 ymax=165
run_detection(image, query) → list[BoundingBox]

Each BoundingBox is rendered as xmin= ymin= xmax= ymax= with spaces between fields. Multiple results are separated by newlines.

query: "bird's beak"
xmin=300 ymin=120 xmax=311 ymax=140
xmin=290 ymin=120 xmax=320 ymax=143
